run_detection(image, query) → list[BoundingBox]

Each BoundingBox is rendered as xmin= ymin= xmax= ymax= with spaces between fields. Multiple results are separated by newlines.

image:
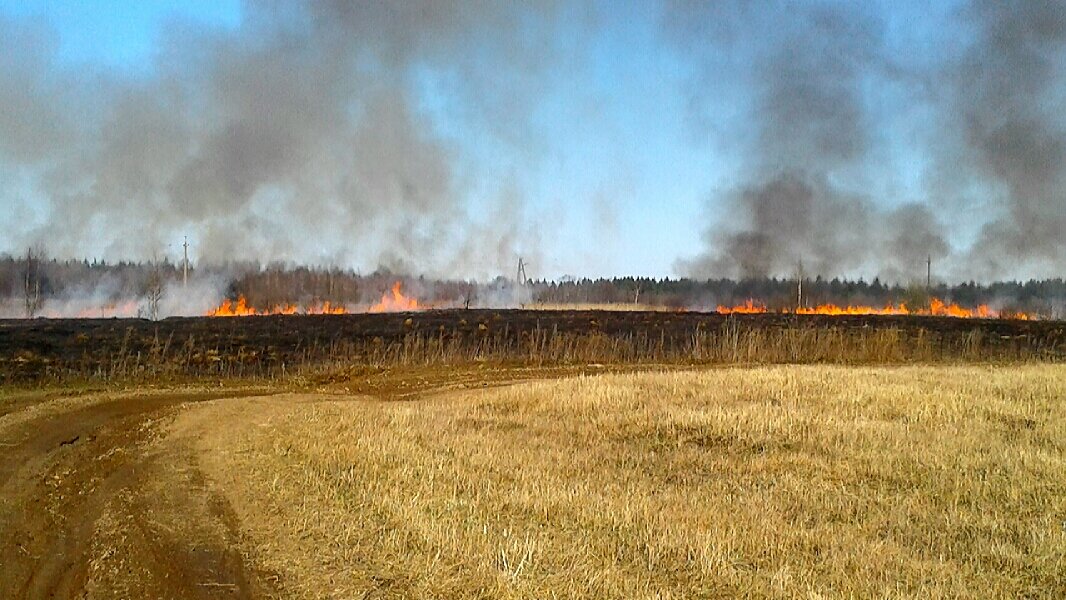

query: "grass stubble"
xmin=179 ymin=365 xmax=1066 ymax=598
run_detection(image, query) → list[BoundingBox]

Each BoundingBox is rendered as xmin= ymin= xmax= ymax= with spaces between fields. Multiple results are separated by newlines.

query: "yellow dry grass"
xmin=184 ymin=366 xmax=1066 ymax=598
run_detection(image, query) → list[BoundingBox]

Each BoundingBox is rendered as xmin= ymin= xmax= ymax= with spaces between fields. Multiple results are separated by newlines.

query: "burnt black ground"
xmin=1 ymin=310 xmax=1064 ymax=383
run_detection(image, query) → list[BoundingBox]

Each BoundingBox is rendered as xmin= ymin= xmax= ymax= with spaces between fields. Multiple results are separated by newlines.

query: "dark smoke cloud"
xmin=0 ymin=1 xmax=560 ymax=278
xmin=670 ymin=1 xmax=940 ymax=280
xmin=672 ymin=0 xmax=1064 ymax=282
xmin=947 ymin=0 xmax=1066 ymax=278
xmin=879 ymin=203 xmax=950 ymax=283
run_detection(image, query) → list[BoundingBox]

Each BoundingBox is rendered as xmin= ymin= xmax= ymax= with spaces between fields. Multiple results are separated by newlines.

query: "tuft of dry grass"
xmin=184 ymin=366 xmax=1066 ymax=598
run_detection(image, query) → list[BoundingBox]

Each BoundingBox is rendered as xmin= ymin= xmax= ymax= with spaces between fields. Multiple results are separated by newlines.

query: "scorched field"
xmin=2 ymin=310 xmax=1064 ymax=384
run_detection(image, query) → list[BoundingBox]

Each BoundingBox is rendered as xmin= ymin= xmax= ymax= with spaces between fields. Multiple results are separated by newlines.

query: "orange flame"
xmin=797 ymin=303 xmax=910 ymax=316
xmin=208 ymin=296 xmax=256 ymax=316
xmin=207 ymin=296 xmax=349 ymax=316
xmin=207 ymin=282 xmax=423 ymax=316
xmin=716 ymin=299 xmax=769 ymax=315
xmin=368 ymin=281 xmax=421 ymax=313
xmin=716 ymin=298 xmax=1030 ymax=319
xmin=206 ymin=284 xmax=421 ymax=316
xmin=315 ymin=301 xmax=348 ymax=315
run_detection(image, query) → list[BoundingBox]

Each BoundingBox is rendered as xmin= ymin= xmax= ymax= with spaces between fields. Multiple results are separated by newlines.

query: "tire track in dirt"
xmin=0 ymin=390 xmax=278 ymax=599
xmin=0 ymin=366 xmax=661 ymax=598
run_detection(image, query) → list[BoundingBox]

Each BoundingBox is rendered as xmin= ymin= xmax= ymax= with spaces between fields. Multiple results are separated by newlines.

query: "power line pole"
xmin=182 ymin=236 xmax=189 ymax=288
xmin=516 ymin=257 xmax=528 ymax=285
xmin=516 ymin=257 xmax=528 ymax=307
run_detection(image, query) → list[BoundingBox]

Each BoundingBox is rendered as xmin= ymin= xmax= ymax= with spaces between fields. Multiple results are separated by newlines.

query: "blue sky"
xmin=0 ymin=1 xmax=1060 ymax=282
xmin=0 ymin=0 xmax=243 ymax=69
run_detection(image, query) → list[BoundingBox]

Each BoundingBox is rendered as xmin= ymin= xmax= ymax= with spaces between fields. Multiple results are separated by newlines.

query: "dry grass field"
xmin=178 ymin=365 xmax=1066 ymax=599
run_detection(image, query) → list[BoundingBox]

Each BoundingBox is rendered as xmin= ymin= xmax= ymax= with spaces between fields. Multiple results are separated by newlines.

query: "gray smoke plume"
xmin=671 ymin=0 xmax=1064 ymax=282
xmin=670 ymin=1 xmax=949 ymax=281
xmin=5 ymin=1 xmax=1064 ymax=285
xmin=945 ymin=0 xmax=1066 ymax=278
xmin=0 ymin=1 xmax=560 ymax=279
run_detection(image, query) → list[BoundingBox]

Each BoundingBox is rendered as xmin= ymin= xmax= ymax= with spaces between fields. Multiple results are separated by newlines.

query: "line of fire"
xmin=2 ymin=251 xmax=1058 ymax=320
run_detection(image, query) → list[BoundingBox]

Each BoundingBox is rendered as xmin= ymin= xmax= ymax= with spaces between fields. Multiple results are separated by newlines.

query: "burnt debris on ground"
xmin=2 ymin=310 xmax=1064 ymax=384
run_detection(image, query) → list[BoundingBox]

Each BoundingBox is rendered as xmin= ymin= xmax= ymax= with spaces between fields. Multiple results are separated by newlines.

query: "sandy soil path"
xmin=0 ymin=365 xmax=659 ymax=598
xmin=0 ymin=389 xmax=279 ymax=599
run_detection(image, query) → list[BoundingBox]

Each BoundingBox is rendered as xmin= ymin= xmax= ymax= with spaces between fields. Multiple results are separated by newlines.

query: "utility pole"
xmin=926 ymin=255 xmax=931 ymax=291
xmin=182 ymin=236 xmax=189 ymax=288
xmin=797 ymin=260 xmax=804 ymax=311
xmin=516 ymin=257 xmax=528 ymax=307
xmin=517 ymin=257 xmax=527 ymax=285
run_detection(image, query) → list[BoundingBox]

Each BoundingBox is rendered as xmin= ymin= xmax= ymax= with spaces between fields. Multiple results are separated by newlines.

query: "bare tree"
xmin=23 ymin=247 xmax=42 ymax=318
xmin=463 ymin=282 xmax=476 ymax=309
xmin=144 ymin=268 xmax=165 ymax=321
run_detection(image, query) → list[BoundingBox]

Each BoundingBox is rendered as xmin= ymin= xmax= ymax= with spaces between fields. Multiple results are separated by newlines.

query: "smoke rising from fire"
xmin=947 ymin=0 xmax=1066 ymax=278
xmin=671 ymin=0 xmax=1066 ymax=282
xmin=0 ymin=1 xmax=556 ymax=278
xmin=2 ymin=1 xmax=1064 ymax=283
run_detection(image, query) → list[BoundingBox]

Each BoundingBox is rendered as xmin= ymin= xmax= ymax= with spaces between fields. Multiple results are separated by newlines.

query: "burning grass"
xmin=184 ymin=365 xmax=1066 ymax=598
xmin=207 ymin=295 xmax=348 ymax=316
xmin=717 ymin=297 xmax=1030 ymax=319
xmin=368 ymin=281 xmax=422 ymax=313
xmin=206 ymin=281 xmax=425 ymax=316
xmin=201 ymin=280 xmax=1036 ymax=321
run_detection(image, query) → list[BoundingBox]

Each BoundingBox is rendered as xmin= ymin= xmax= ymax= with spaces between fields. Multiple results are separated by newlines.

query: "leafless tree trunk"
xmin=464 ymin=283 xmax=476 ymax=309
xmin=23 ymin=247 xmax=42 ymax=318
xmin=144 ymin=269 xmax=165 ymax=321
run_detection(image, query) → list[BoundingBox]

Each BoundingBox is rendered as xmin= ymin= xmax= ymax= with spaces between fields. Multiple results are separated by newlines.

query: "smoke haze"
xmin=0 ymin=1 xmax=559 ymax=279
xmin=670 ymin=0 xmax=1066 ymax=282
xmin=948 ymin=0 xmax=1066 ymax=278
xmin=1 ymin=1 xmax=1065 ymax=284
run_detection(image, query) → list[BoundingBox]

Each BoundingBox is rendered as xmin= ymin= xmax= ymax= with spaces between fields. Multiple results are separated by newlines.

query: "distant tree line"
xmin=529 ymin=276 xmax=1066 ymax=316
xmin=1 ymin=253 xmax=1064 ymax=318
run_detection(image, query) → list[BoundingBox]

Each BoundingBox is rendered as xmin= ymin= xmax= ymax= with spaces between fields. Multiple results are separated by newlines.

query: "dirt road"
xmin=0 ymin=388 xmax=280 ymax=599
xmin=0 ymin=365 xmax=630 ymax=598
